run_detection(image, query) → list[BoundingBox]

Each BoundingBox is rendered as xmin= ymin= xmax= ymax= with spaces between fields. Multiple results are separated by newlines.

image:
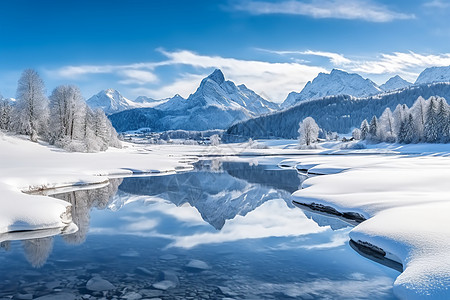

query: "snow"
xmin=415 ymin=65 xmax=450 ymax=85
xmin=4 ymin=130 xmax=450 ymax=298
xmin=281 ymin=69 xmax=381 ymax=108
xmin=86 ymin=89 xmax=166 ymax=114
xmin=380 ymin=75 xmax=411 ymax=92
xmin=285 ymin=152 xmax=450 ymax=299
xmin=0 ymin=131 xmax=191 ymax=235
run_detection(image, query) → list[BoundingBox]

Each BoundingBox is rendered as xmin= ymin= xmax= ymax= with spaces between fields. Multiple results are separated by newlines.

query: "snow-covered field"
xmin=3 ymin=133 xmax=450 ymax=299
xmin=0 ymin=132 xmax=193 ymax=235
xmin=284 ymin=152 xmax=450 ymax=299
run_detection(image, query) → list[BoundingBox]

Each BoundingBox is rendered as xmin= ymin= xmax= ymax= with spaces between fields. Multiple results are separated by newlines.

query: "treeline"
xmin=226 ymin=83 xmax=450 ymax=139
xmin=360 ymin=96 xmax=450 ymax=144
xmin=0 ymin=69 xmax=120 ymax=152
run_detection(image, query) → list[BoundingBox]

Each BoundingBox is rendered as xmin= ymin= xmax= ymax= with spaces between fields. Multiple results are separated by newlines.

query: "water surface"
xmin=0 ymin=158 xmax=399 ymax=299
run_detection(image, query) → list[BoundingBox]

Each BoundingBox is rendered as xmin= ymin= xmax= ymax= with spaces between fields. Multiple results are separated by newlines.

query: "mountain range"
xmin=87 ymin=65 xmax=450 ymax=132
xmin=108 ymin=69 xmax=279 ymax=132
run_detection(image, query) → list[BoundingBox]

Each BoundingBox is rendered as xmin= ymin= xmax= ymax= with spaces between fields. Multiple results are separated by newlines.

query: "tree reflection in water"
xmin=1 ymin=178 xmax=122 ymax=268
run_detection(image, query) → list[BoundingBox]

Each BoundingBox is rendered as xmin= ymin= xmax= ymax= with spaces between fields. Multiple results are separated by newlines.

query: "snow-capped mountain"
xmin=86 ymin=89 xmax=133 ymax=114
xmin=86 ymin=89 xmax=166 ymax=114
xmin=109 ymin=69 xmax=279 ymax=132
xmin=112 ymin=162 xmax=300 ymax=229
xmin=380 ymin=75 xmax=412 ymax=91
xmin=415 ymin=66 xmax=450 ymax=85
xmin=156 ymin=69 xmax=278 ymax=114
xmin=281 ymin=69 xmax=382 ymax=108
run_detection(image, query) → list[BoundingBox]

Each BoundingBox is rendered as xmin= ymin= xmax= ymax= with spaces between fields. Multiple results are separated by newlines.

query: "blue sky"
xmin=2 ymin=0 xmax=450 ymax=102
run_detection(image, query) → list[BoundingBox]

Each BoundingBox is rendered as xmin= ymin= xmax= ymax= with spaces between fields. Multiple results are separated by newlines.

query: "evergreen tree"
xmin=360 ymin=119 xmax=369 ymax=140
xmin=411 ymin=96 xmax=427 ymax=141
xmin=436 ymin=97 xmax=449 ymax=143
xmin=369 ymin=115 xmax=379 ymax=141
xmin=424 ymin=97 xmax=439 ymax=143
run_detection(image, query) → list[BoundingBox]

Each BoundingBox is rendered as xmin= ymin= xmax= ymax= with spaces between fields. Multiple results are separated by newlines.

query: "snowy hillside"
xmin=86 ymin=89 xmax=166 ymax=114
xmin=415 ymin=65 xmax=450 ymax=85
xmin=227 ymin=82 xmax=450 ymax=139
xmin=109 ymin=69 xmax=279 ymax=132
xmin=379 ymin=75 xmax=411 ymax=91
xmin=281 ymin=69 xmax=382 ymax=108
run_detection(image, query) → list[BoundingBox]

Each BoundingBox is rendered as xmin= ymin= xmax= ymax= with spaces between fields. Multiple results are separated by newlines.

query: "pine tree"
xmin=424 ymin=97 xmax=439 ymax=143
xmin=369 ymin=115 xmax=379 ymax=141
xmin=360 ymin=119 xmax=369 ymax=140
xmin=411 ymin=96 xmax=427 ymax=141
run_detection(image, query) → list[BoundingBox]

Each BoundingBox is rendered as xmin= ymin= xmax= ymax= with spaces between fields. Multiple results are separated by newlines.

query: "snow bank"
xmin=286 ymin=154 xmax=450 ymax=299
xmin=0 ymin=132 xmax=191 ymax=236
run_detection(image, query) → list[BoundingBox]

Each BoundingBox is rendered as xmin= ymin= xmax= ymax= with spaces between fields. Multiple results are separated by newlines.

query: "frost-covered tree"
xmin=0 ymin=99 xmax=13 ymax=130
xmin=14 ymin=69 xmax=49 ymax=141
xmin=360 ymin=119 xmax=369 ymax=140
xmin=378 ymin=108 xmax=396 ymax=142
xmin=49 ymin=85 xmax=86 ymax=144
xmin=410 ymin=96 xmax=427 ymax=141
xmin=210 ymin=134 xmax=220 ymax=146
xmin=369 ymin=116 xmax=379 ymax=141
xmin=424 ymin=97 xmax=439 ymax=143
xmin=436 ymin=97 xmax=449 ymax=143
xmin=393 ymin=104 xmax=409 ymax=138
xmin=298 ymin=117 xmax=319 ymax=146
xmin=352 ymin=128 xmax=361 ymax=140
xmin=398 ymin=113 xmax=416 ymax=144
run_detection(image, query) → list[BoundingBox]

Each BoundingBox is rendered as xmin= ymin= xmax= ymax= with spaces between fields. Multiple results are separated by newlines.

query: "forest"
xmin=226 ymin=83 xmax=450 ymax=139
xmin=0 ymin=69 xmax=120 ymax=152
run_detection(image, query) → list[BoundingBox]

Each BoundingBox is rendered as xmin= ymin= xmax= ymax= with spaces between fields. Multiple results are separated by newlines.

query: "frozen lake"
xmin=0 ymin=157 xmax=399 ymax=299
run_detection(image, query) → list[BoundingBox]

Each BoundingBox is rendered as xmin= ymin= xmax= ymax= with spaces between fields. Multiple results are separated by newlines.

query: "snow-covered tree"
xmin=360 ymin=119 xmax=369 ymax=140
xmin=424 ymin=97 xmax=439 ymax=143
xmin=410 ymin=96 xmax=427 ymax=141
xmin=0 ymin=99 xmax=12 ymax=130
xmin=378 ymin=108 xmax=396 ymax=142
xmin=398 ymin=113 xmax=416 ymax=144
xmin=393 ymin=104 xmax=409 ymax=138
xmin=369 ymin=115 xmax=379 ymax=141
xmin=210 ymin=134 xmax=220 ymax=146
xmin=49 ymin=85 xmax=86 ymax=144
xmin=352 ymin=128 xmax=361 ymax=140
xmin=14 ymin=69 xmax=49 ymax=141
xmin=298 ymin=117 xmax=319 ymax=146
xmin=436 ymin=97 xmax=449 ymax=143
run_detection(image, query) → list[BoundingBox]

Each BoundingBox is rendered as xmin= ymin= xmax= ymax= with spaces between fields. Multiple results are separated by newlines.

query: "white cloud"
xmin=347 ymin=52 xmax=450 ymax=82
xmin=424 ymin=0 xmax=450 ymax=9
xmin=47 ymin=49 xmax=450 ymax=101
xmin=119 ymin=69 xmax=159 ymax=85
xmin=232 ymin=0 xmax=414 ymax=22
xmin=139 ymin=73 xmax=206 ymax=100
xmin=260 ymin=48 xmax=351 ymax=65
xmin=158 ymin=49 xmax=326 ymax=101
xmin=167 ymin=200 xmax=325 ymax=249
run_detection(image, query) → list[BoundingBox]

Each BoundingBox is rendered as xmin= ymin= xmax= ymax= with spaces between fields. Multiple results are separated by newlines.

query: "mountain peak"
xmin=380 ymin=75 xmax=411 ymax=91
xmin=207 ymin=69 xmax=225 ymax=85
xmin=281 ymin=69 xmax=381 ymax=108
xmin=415 ymin=65 xmax=450 ymax=85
